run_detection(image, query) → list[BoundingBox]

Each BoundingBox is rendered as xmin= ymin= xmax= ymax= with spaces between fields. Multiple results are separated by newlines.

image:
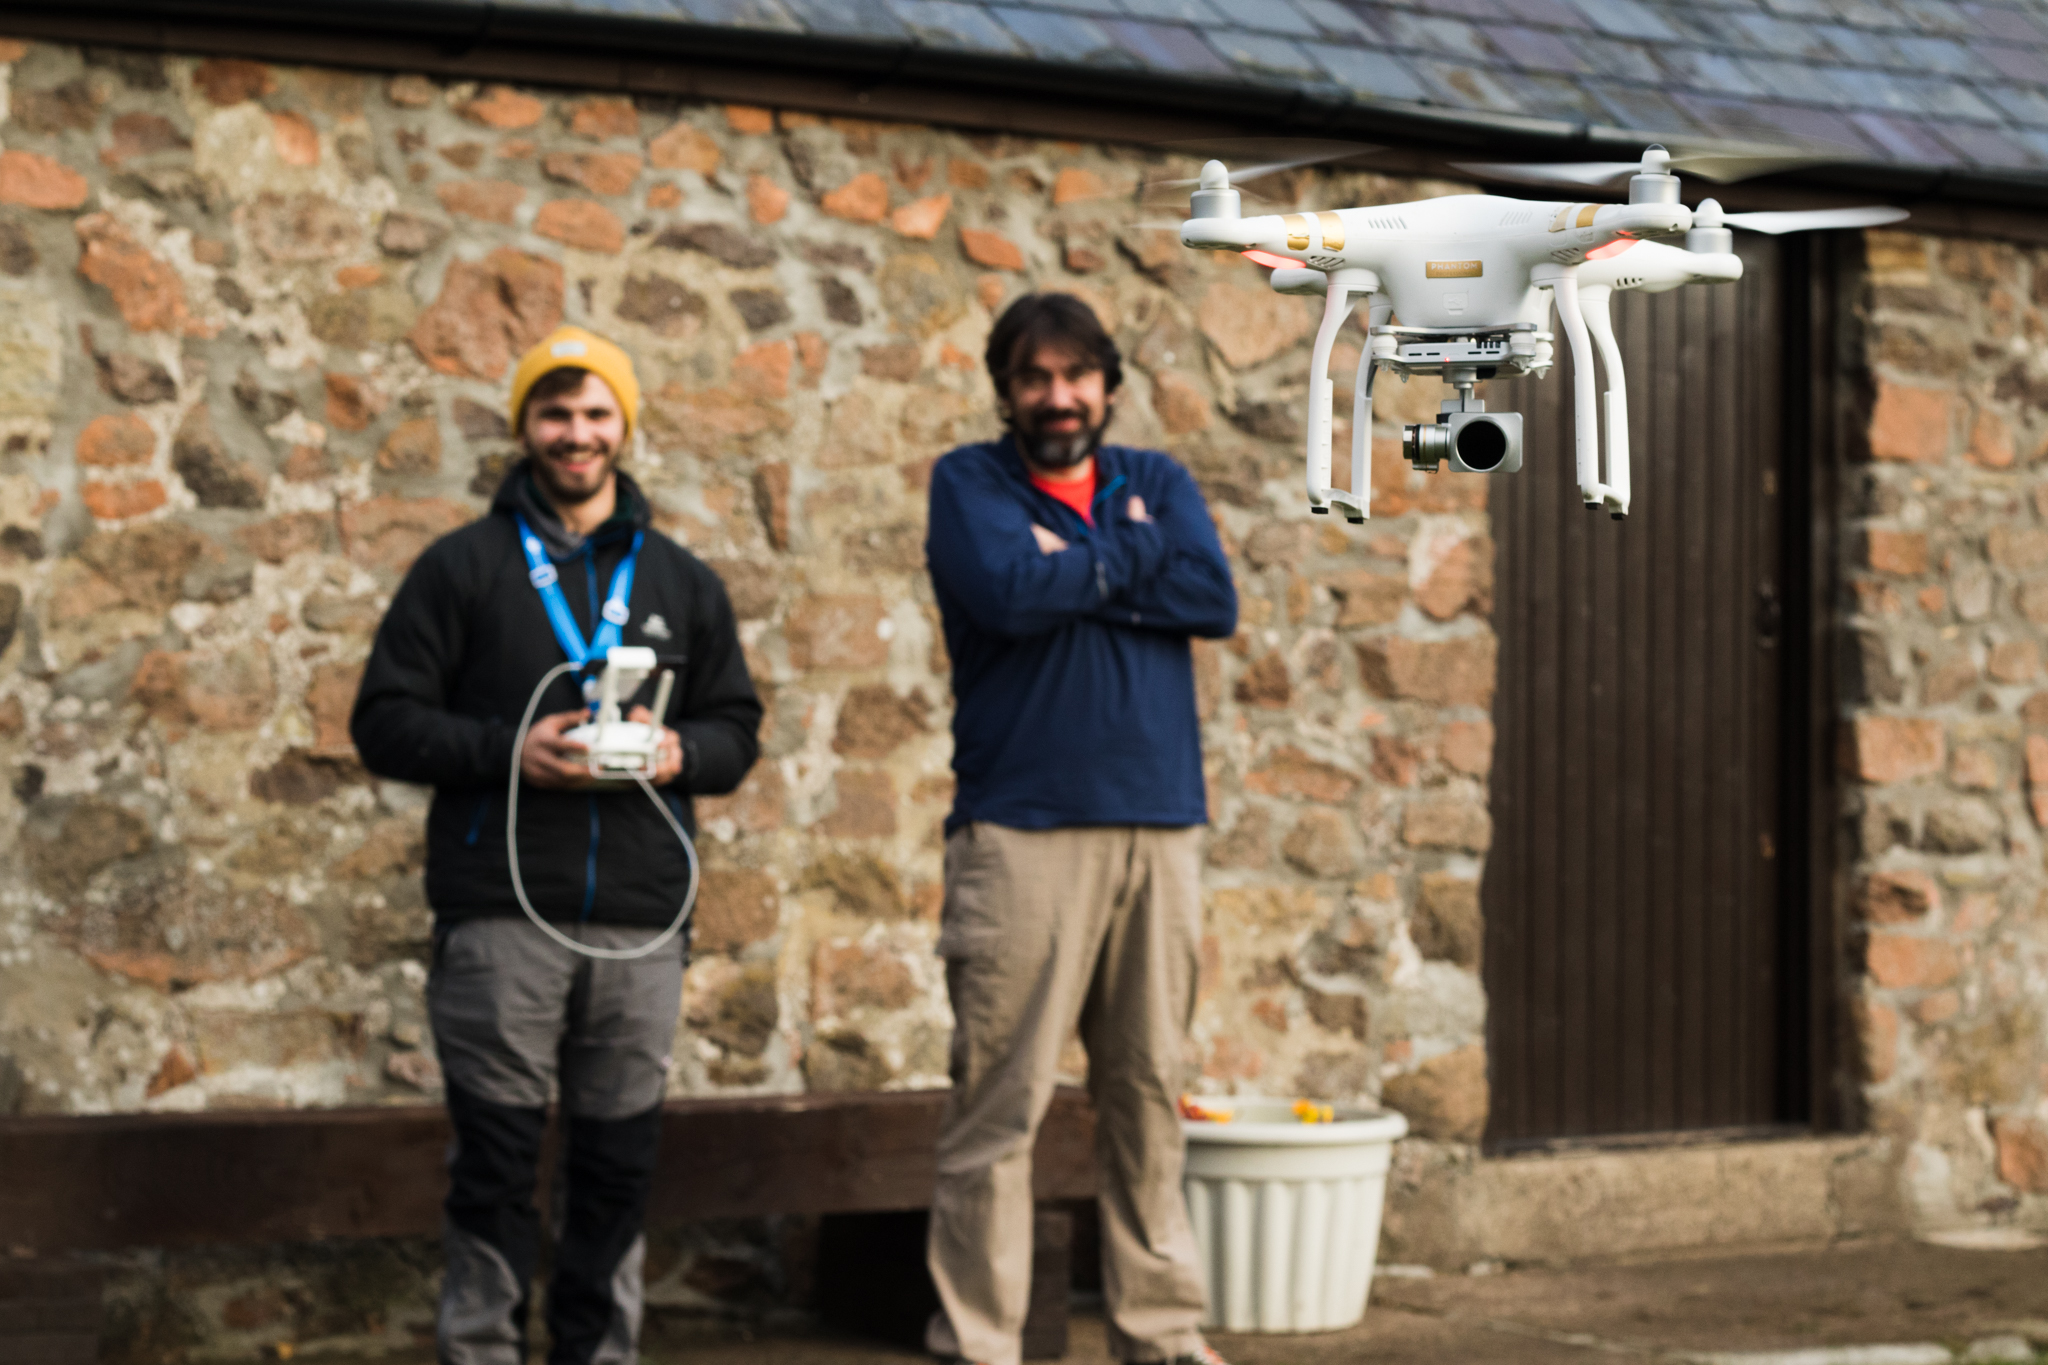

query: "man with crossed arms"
xmin=923 ymin=293 xmax=1240 ymax=1365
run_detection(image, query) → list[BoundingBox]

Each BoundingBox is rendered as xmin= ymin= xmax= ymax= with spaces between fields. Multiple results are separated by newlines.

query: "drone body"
xmin=1204 ymin=191 xmax=1691 ymax=328
xmin=1174 ymin=147 xmax=1899 ymax=522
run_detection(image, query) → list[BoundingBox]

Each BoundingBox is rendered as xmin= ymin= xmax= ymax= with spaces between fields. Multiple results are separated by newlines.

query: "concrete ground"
xmin=323 ymin=1238 xmax=2048 ymax=1364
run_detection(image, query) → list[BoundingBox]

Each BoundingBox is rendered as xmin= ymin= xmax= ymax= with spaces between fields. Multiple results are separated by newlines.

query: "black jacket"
xmin=350 ymin=463 xmax=762 ymax=928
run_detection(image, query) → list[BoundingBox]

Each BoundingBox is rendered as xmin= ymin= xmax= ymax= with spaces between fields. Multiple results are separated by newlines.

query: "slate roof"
xmin=38 ymin=0 xmax=2048 ymax=187
xmin=472 ymin=0 xmax=2048 ymax=179
xmin=428 ymin=0 xmax=2048 ymax=175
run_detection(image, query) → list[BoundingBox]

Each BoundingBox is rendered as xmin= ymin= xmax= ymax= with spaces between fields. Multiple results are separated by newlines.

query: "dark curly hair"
xmin=984 ymin=293 xmax=1123 ymax=401
xmin=516 ymin=365 xmax=592 ymax=434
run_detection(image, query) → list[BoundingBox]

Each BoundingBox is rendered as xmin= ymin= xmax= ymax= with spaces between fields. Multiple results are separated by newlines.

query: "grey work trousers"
xmin=926 ymin=823 xmax=1210 ymax=1365
xmin=427 ymin=918 xmax=685 ymax=1365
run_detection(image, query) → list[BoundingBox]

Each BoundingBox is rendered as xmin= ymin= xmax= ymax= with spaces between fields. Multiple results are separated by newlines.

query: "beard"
xmin=1014 ymin=406 xmax=1111 ymax=470
xmin=527 ymin=435 xmax=618 ymax=506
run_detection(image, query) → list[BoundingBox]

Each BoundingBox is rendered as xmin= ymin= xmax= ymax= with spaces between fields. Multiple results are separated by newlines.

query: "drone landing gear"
xmin=1304 ymin=269 xmax=1382 ymax=523
xmin=1309 ymin=490 xmax=1368 ymax=525
xmin=1544 ymin=267 xmax=1632 ymax=518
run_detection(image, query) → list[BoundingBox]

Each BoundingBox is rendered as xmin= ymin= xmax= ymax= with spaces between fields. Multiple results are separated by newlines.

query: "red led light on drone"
xmin=1241 ymin=249 xmax=1297 ymax=270
xmin=1585 ymin=238 xmax=1639 ymax=260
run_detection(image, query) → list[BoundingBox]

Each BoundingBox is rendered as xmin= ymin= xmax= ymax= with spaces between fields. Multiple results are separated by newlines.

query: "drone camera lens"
xmin=1403 ymin=421 xmax=1453 ymax=468
xmin=1455 ymin=418 xmax=1509 ymax=471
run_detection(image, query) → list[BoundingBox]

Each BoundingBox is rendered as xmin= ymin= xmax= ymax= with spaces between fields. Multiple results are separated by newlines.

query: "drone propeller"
xmin=1703 ymin=201 xmax=1909 ymax=234
xmin=1143 ymin=150 xmax=1375 ymax=194
xmin=1146 ymin=138 xmax=1377 ymax=185
xmin=1682 ymin=197 xmax=1906 ymax=254
xmin=1454 ymin=146 xmax=1846 ymax=189
xmin=1065 ymin=138 xmax=1379 ymax=205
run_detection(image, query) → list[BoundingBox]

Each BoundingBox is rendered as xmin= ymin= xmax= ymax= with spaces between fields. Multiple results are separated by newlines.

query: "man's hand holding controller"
xmin=519 ymin=706 xmax=683 ymax=788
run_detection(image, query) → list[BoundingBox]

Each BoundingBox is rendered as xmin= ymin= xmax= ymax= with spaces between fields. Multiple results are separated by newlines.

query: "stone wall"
xmin=0 ymin=37 xmax=1506 ymax=1351
xmin=1847 ymin=227 xmax=2048 ymax=1230
xmin=0 ymin=44 xmax=1495 ymax=1162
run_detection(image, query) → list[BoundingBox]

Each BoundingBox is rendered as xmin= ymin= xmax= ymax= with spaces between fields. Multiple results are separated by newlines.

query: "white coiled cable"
xmin=506 ymin=661 xmax=699 ymax=961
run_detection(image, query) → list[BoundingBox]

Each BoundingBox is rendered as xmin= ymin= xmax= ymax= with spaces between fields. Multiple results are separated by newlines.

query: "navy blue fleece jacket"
xmin=926 ymin=436 xmax=1238 ymax=834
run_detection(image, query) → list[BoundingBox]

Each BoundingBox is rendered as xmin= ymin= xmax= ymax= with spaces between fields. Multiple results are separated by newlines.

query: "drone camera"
xmin=1403 ymin=407 xmax=1523 ymax=475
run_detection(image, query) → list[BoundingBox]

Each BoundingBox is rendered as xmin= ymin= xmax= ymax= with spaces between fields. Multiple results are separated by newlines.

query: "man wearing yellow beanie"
xmin=351 ymin=325 xmax=761 ymax=1365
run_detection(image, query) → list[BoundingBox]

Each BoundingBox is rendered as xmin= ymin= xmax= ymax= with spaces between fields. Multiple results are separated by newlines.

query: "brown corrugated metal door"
xmin=1483 ymin=234 xmax=1800 ymax=1147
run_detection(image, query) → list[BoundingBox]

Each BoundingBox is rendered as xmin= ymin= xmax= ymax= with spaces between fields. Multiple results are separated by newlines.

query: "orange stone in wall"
xmin=747 ymin=175 xmax=790 ymax=224
xmin=76 ymin=413 xmax=155 ymax=467
xmin=648 ymin=121 xmax=722 ymax=174
xmin=821 ymin=172 xmax=889 ymax=223
xmin=1869 ymin=378 xmax=1953 ymax=462
xmin=1864 ymin=932 xmax=1960 ymax=989
xmin=543 ymin=150 xmax=643 ymax=197
xmin=890 ymin=192 xmax=951 ymax=240
xmin=436 ymin=179 xmax=524 ymax=224
xmin=1842 ymin=714 xmax=1944 ymax=783
xmin=457 ymin=85 xmax=545 ymax=129
xmin=1864 ymin=528 xmax=1928 ymax=576
xmin=0 ymin=149 xmax=88 ymax=209
xmin=534 ymin=200 xmax=625 ymax=253
xmin=1051 ymin=167 xmax=1103 ymax=205
xmin=570 ymin=97 xmax=640 ymax=140
xmin=82 ymin=479 xmax=167 ymax=520
xmin=959 ymin=227 xmax=1024 ymax=272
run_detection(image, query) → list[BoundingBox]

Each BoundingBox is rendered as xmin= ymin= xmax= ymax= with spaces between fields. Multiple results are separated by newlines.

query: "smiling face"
xmin=521 ymin=369 xmax=626 ymax=507
xmin=1004 ymin=340 xmax=1115 ymax=474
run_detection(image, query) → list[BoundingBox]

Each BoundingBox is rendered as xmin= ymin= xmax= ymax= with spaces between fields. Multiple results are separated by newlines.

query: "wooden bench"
xmin=0 ymin=1088 xmax=1098 ymax=1360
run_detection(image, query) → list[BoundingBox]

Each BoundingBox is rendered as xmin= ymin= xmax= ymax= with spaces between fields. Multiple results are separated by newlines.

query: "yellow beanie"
xmin=507 ymin=326 xmax=642 ymax=437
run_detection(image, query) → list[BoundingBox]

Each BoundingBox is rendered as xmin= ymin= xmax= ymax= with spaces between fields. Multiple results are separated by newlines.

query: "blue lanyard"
xmin=515 ymin=514 xmax=642 ymax=704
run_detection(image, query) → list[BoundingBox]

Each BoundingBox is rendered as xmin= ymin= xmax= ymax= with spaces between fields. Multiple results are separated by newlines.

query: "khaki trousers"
xmin=926 ymin=823 xmax=1208 ymax=1365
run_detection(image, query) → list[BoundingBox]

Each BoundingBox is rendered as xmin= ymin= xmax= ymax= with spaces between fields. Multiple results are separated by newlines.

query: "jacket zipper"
xmin=581 ymin=797 xmax=601 ymax=922
xmin=1090 ymin=473 xmax=1127 ymax=525
xmin=1069 ymin=474 xmax=1125 ymax=602
xmin=581 ymin=540 xmax=602 ymax=921
xmin=464 ymin=795 xmax=489 ymax=847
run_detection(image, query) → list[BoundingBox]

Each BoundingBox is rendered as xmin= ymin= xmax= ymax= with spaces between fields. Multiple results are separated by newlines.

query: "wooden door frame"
xmin=1780 ymin=233 xmax=1850 ymax=1134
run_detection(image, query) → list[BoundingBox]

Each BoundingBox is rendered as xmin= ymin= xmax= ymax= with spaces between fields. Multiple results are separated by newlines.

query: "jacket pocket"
xmin=464 ymin=795 xmax=490 ymax=847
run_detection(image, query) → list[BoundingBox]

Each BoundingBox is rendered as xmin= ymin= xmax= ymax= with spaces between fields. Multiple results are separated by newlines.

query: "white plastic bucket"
xmin=1181 ymin=1099 xmax=1408 ymax=1333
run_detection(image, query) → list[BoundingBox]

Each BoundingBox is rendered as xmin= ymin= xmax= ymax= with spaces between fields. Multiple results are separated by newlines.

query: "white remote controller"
xmin=562 ymin=645 xmax=675 ymax=783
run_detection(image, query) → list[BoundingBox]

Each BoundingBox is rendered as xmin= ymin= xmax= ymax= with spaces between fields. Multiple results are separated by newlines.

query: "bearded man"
xmin=922 ymin=294 xmax=1240 ymax=1365
xmin=351 ymin=326 xmax=761 ymax=1365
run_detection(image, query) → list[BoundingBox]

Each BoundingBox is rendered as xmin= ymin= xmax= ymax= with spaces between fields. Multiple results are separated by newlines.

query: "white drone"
xmin=1175 ymin=146 xmax=1906 ymax=520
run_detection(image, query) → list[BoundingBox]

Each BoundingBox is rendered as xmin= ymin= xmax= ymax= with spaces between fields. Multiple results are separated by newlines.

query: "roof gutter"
xmin=12 ymin=0 xmax=2048 ymax=219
